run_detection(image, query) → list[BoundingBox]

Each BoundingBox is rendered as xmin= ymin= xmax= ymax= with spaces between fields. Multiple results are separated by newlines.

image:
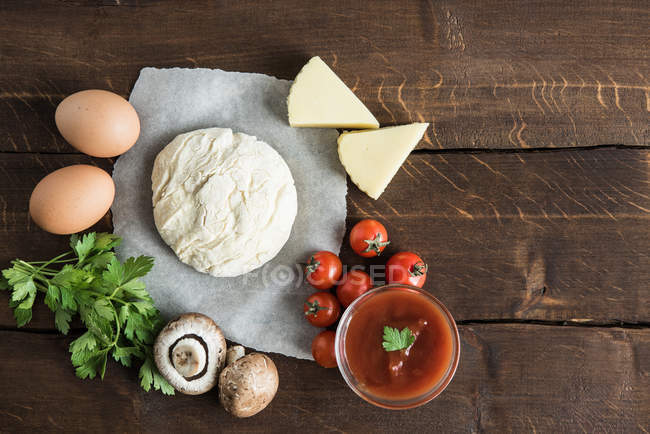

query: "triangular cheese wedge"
xmin=338 ymin=123 xmax=429 ymax=199
xmin=288 ymin=56 xmax=379 ymax=129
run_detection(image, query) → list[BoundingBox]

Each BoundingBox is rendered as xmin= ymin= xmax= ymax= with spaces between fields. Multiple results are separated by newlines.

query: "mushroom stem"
xmin=226 ymin=345 xmax=246 ymax=365
xmin=170 ymin=337 xmax=206 ymax=378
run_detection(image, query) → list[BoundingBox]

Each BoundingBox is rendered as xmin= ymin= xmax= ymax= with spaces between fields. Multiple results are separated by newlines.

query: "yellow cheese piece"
xmin=338 ymin=123 xmax=429 ymax=199
xmin=288 ymin=56 xmax=379 ymax=129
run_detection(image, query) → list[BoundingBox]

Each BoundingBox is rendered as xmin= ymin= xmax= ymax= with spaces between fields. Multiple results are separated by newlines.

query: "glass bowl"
xmin=334 ymin=284 xmax=460 ymax=409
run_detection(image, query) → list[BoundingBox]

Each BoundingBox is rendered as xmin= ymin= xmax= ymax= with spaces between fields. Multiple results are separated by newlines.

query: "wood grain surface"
xmin=1 ymin=0 xmax=649 ymax=432
xmin=0 ymin=0 xmax=648 ymax=153
xmin=1 ymin=150 xmax=649 ymax=329
xmin=2 ymin=324 xmax=648 ymax=433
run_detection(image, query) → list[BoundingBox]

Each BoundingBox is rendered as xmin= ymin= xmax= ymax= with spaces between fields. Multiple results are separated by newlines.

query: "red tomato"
xmin=312 ymin=330 xmax=337 ymax=368
xmin=386 ymin=252 xmax=428 ymax=288
xmin=305 ymin=251 xmax=342 ymax=290
xmin=336 ymin=270 xmax=373 ymax=307
xmin=304 ymin=292 xmax=341 ymax=327
xmin=349 ymin=219 xmax=390 ymax=258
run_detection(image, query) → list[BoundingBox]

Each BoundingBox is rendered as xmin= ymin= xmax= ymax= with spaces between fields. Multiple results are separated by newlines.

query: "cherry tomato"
xmin=386 ymin=252 xmax=428 ymax=288
xmin=304 ymin=292 xmax=341 ymax=327
xmin=305 ymin=251 xmax=342 ymax=290
xmin=336 ymin=270 xmax=373 ymax=307
xmin=312 ymin=330 xmax=337 ymax=368
xmin=349 ymin=219 xmax=390 ymax=257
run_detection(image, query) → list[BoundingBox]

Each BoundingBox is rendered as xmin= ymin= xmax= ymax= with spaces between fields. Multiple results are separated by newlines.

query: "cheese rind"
xmin=288 ymin=56 xmax=379 ymax=129
xmin=338 ymin=123 xmax=429 ymax=200
xmin=152 ymin=128 xmax=297 ymax=277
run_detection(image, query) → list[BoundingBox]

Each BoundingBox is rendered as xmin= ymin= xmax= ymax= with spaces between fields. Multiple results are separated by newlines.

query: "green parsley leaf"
xmin=153 ymin=368 xmax=175 ymax=395
xmin=93 ymin=298 xmax=115 ymax=321
xmin=70 ymin=331 xmax=98 ymax=354
xmin=139 ymin=357 xmax=154 ymax=392
xmin=2 ymin=266 xmax=31 ymax=286
xmin=52 ymin=265 xmax=89 ymax=290
xmin=44 ymin=284 xmax=60 ymax=312
xmin=139 ymin=357 xmax=174 ymax=395
xmin=103 ymin=256 xmax=125 ymax=286
xmin=0 ymin=274 xmax=9 ymax=290
xmin=86 ymin=251 xmax=115 ymax=270
xmin=80 ymin=309 xmax=113 ymax=345
xmin=99 ymin=352 xmax=108 ymax=379
xmin=58 ymin=286 xmax=78 ymax=311
xmin=93 ymin=232 xmax=122 ymax=252
xmin=123 ymin=308 xmax=141 ymax=341
xmin=70 ymin=347 xmax=95 ymax=367
xmin=74 ymin=353 xmax=105 ymax=380
xmin=72 ymin=232 xmax=96 ymax=263
xmin=132 ymin=300 xmax=155 ymax=315
xmin=112 ymin=345 xmax=142 ymax=368
xmin=118 ymin=304 xmax=130 ymax=325
xmin=121 ymin=279 xmax=148 ymax=299
xmin=54 ymin=308 xmax=73 ymax=335
xmin=17 ymin=290 xmax=36 ymax=310
xmin=14 ymin=307 xmax=32 ymax=327
xmin=11 ymin=277 xmax=36 ymax=303
xmin=123 ymin=256 xmax=154 ymax=283
xmin=382 ymin=326 xmax=416 ymax=352
xmin=69 ymin=233 xmax=79 ymax=250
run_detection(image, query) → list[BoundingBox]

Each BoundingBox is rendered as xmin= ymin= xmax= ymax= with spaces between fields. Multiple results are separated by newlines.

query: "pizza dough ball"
xmin=152 ymin=128 xmax=297 ymax=277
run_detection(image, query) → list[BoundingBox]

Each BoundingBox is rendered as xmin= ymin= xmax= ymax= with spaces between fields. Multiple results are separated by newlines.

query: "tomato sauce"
xmin=344 ymin=288 xmax=454 ymax=400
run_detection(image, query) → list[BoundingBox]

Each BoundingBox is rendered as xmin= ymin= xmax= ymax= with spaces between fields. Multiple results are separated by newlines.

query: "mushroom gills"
xmin=154 ymin=312 xmax=227 ymax=395
xmin=169 ymin=334 xmax=209 ymax=381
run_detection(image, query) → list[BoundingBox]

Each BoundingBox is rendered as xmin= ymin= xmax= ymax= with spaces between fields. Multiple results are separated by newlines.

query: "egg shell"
xmin=55 ymin=89 xmax=140 ymax=157
xmin=29 ymin=165 xmax=115 ymax=235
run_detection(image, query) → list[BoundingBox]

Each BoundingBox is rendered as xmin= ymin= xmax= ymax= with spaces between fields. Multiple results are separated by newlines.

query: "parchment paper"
xmin=112 ymin=67 xmax=346 ymax=359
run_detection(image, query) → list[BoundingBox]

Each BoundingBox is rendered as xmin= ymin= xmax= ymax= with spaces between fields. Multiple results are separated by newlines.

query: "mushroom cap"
xmin=154 ymin=312 xmax=227 ymax=395
xmin=219 ymin=353 xmax=279 ymax=418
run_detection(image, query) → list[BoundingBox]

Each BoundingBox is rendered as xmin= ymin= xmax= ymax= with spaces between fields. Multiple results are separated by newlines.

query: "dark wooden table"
xmin=1 ymin=1 xmax=649 ymax=432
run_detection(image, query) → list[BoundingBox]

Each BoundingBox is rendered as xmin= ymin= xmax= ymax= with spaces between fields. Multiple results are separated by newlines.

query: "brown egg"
xmin=29 ymin=165 xmax=115 ymax=235
xmin=55 ymin=89 xmax=140 ymax=157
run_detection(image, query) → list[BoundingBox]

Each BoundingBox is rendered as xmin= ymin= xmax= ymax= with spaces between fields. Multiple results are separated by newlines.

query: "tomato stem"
xmin=304 ymin=300 xmax=329 ymax=316
xmin=362 ymin=233 xmax=390 ymax=255
xmin=409 ymin=261 xmax=428 ymax=277
xmin=304 ymin=256 xmax=320 ymax=274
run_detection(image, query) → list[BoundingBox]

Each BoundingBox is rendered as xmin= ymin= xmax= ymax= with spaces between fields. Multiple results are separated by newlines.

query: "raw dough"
xmin=151 ymin=128 xmax=298 ymax=277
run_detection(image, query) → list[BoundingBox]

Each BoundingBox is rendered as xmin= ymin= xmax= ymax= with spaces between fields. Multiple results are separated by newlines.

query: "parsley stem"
xmin=32 ymin=252 xmax=72 ymax=274
xmin=83 ymin=289 xmax=129 ymax=306
xmin=12 ymin=261 xmax=59 ymax=276
xmin=111 ymin=304 xmax=121 ymax=347
xmin=33 ymin=281 xmax=48 ymax=293
xmin=27 ymin=258 xmax=77 ymax=264
xmin=109 ymin=285 xmax=123 ymax=299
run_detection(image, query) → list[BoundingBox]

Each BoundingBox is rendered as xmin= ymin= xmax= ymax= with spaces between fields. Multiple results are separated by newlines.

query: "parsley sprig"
xmin=0 ymin=232 xmax=174 ymax=395
xmin=382 ymin=326 xmax=415 ymax=352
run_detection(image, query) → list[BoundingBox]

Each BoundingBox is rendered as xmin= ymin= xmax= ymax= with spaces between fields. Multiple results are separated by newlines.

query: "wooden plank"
xmin=342 ymin=147 xmax=650 ymax=324
xmin=1 ymin=0 xmax=648 ymax=153
xmin=1 ymin=149 xmax=648 ymax=329
xmin=0 ymin=324 xmax=647 ymax=432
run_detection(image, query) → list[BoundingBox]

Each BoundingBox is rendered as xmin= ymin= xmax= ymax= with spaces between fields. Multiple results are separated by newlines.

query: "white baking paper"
xmin=112 ymin=67 xmax=346 ymax=359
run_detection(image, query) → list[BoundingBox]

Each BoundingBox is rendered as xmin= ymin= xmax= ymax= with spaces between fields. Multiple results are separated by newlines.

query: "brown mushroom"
xmin=219 ymin=346 xmax=279 ymax=417
xmin=154 ymin=313 xmax=227 ymax=395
